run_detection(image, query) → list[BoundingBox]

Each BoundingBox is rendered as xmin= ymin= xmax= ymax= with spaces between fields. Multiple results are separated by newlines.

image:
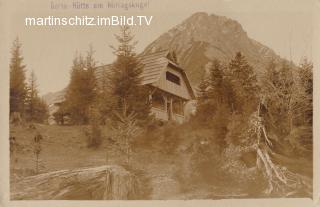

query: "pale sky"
xmin=1 ymin=0 xmax=317 ymax=94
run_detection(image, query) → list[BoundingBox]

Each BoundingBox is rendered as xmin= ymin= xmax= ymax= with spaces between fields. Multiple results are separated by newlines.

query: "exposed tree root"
xmin=248 ymin=110 xmax=312 ymax=197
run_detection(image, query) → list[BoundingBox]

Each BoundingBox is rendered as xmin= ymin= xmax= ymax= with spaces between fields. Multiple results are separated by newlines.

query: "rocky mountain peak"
xmin=181 ymin=12 xmax=244 ymax=34
xmin=143 ymin=12 xmax=281 ymax=85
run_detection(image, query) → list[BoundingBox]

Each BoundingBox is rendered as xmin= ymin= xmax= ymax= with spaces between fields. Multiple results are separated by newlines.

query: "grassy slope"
xmin=10 ymin=124 xmax=183 ymax=199
xmin=10 ymin=124 xmax=106 ymax=172
xmin=10 ymin=122 xmax=312 ymax=199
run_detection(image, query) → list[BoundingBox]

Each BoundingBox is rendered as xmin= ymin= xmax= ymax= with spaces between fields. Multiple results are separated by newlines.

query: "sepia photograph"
xmin=0 ymin=0 xmax=319 ymax=206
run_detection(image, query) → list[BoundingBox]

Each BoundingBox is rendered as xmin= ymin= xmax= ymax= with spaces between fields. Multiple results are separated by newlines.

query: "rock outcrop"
xmin=11 ymin=165 xmax=140 ymax=200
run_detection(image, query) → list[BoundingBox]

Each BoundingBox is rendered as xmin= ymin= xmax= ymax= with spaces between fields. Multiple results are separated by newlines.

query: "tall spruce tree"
xmin=196 ymin=74 xmax=213 ymax=123
xmin=64 ymin=47 xmax=97 ymax=124
xmin=109 ymin=26 xmax=150 ymax=121
xmin=25 ymin=71 xmax=48 ymax=123
xmin=96 ymin=68 xmax=116 ymax=124
xmin=195 ymin=60 xmax=231 ymax=147
xmin=197 ymin=60 xmax=227 ymax=120
xmin=207 ymin=59 xmax=234 ymax=106
xmin=106 ymin=26 xmax=150 ymax=165
xmin=25 ymin=70 xmax=39 ymax=121
xmin=10 ymin=38 xmax=27 ymax=115
xmin=228 ymin=52 xmax=259 ymax=113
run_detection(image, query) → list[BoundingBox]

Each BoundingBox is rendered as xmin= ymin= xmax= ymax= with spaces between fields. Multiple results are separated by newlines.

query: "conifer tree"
xmin=228 ymin=52 xmax=259 ymax=113
xmin=25 ymin=70 xmax=38 ymax=121
xmin=64 ymin=47 xmax=97 ymax=124
xmin=109 ymin=26 xmax=150 ymax=121
xmin=207 ymin=59 xmax=232 ymax=105
xmin=106 ymin=26 xmax=150 ymax=165
xmin=195 ymin=60 xmax=231 ymax=147
xmin=195 ymin=74 xmax=212 ymax=122
xmin=25 ymin=71 xmax=48 ymax=123
xmin=64 ymin=54 xmax=85 ymax=123
xmin=196 ymin=60 xmax=225 ymax=120
xmin=10 ymin=38 xmax=27 ymax=115
xmin=197 ymin=59 xmax=234 ymax=115
xmin=96 ymin=68 xmax=116 ymax=124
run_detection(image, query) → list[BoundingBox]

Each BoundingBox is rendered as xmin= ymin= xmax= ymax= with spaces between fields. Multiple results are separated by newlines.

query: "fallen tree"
xmin=245 ymin=107 xmax=312 ymax=197
xmin=11 ymin=165 xmax=140 ymax=200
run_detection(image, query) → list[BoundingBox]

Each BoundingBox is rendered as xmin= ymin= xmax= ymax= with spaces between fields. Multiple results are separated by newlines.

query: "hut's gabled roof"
xmin=95 ymin=50 xmax=169 ymax=85
xmin=95 ymin=50 xmax=195 ymax=99
xmin=139 ymin=50 xmax=170 ymax=85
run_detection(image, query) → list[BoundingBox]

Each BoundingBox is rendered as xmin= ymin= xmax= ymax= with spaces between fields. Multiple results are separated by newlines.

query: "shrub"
xmin=84 ymin=123 xmax=102 ymax=148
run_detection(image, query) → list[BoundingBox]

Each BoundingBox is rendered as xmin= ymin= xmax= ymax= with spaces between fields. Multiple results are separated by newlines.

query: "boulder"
xmin=11 ymin=165 xmax=140 ymax=200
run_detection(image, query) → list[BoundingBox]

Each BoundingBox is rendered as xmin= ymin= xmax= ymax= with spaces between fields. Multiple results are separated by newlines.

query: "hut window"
xmin=166 ymin=72 xmax=180 ymax=85
xmin=173 ymin=98 xmax=184 ymax=115
xmin=152 ymin=91 xmax=165 ymax=110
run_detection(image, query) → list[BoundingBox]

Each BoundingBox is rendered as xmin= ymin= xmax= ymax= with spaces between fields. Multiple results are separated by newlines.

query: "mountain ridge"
xmin=142 ymin=12 xmax=284 ymax=84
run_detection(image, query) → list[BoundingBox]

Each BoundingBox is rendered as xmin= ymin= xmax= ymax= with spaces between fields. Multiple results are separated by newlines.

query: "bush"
xmin=84 ymin=124 xmax=102 ymax=148
xmin=174 ymin=131 xmax=230 ymax=195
